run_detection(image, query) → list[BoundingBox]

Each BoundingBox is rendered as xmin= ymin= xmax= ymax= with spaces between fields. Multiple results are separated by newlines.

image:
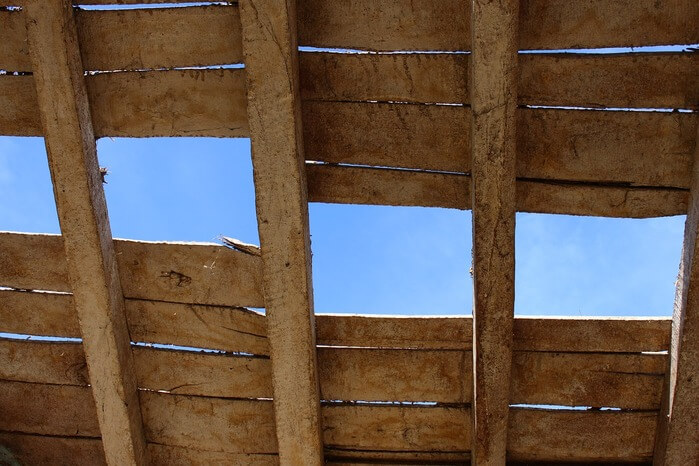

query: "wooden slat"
xmin=0 ymin=432 xmax=106 ymax=466
xmin=0 ymin=337 xmax=666 ymax=409
xmin=240 ymin=0 xmax=324 ymax=463
xmin=509 ymin=408 xmax=657 ymax=463
xmin=0 ymin=288 xmax=672 ymax=352
xmin=297 ymin=0 xmax=697 ymax=51
xmin=0 ymin=233 xmax=264 ymax=307
xmin=147 ymin=444 xmax=278 ymax=466
xmin=23 ymin=1 xmax=146 ymax=463
xmin=654 ymin=126 xmax=699 ymax=465
xmin=300 ymin=52 xmax=699 ymax=110
xmin=469 ymin=0 xmax=519 ymax=464
xmin=307 ymin=164 xmax=689 ymax=218
xmin=2 ymin=5 xmax=243 ymax=71
xmin=303 ymin=102 xmax=695 ymax=189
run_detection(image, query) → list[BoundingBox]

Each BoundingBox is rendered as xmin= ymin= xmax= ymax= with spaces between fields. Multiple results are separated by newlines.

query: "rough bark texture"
xmin=469 ymin=0 xmax=519 ymax=464
xmin=23 ymin=1 xmax=147 ymax=464
xmin=239 ymin=0 xmax=324 ymax=463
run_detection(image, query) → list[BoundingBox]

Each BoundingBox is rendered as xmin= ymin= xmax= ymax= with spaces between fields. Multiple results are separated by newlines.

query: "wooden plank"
xmin=140 ymin=391 xmax=278 ymax=454
xmin=0 ymin=432 xmax=106 ymax=466
xmin=133 ymin=347 xmax=272 ymax=399
xmin=148 ymin=444 xmax=278 ymax=466
xmin=0 ymin=337 xmax=666 ymax=409
xmin=87 ymin=69 xmax=249 ymax=138
xmin=325 ymin=450 xmax=469 ymax=465
xmin=318 ymin=347 xmax=471 ymax=403
xmin=297 ymin=0 xmax=696 ymax=51
xmin=0 ymin=290 xmax=80 ymax=337
xmin=2 ymin=5 xmax=243 ymax=71
xmin=303 ymin=102 xmax=695 ymax=188
xmin=239 ymin=0 xmax=323 ymax=463
xmin=469 ymin=0 xmax=519 ymax=463
xmin=654 ymin=126 xmax=699 ymax=465
xmin=23 ymin=1 xmax=146 ymax=463
xmin=300 ymin=52 xmax=699 ymax=110
xmin=307 ymin=164 xmax=689 ymax=218
xmin=509 ymin=408 xmax=657 ymax=463
xmin=0 ymin=380 xmax=100 ymax=437
xmin=322 ymin=404 xmax=470 ymax=453
xmin=0 ymin=233 xmax=265 ymax=307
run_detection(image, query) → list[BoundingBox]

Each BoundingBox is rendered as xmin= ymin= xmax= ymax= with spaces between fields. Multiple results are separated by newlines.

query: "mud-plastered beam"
xmin=23 ymin=1 xmax=148 ymax=464
xmin=653 ymin=126 xmax=699 ymax=465
xmin=469 ymin=0 xmax=519 ymax=464
xmin=239 ymin=0 xmax=324 ymax=463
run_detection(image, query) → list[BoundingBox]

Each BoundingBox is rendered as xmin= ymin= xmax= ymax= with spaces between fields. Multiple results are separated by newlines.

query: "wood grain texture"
xmin=239 ymin=0 xmax=323 ymax=463
xmin=307 ymin=164 xmax=689 ymax=218
xmin=0 ymin=233 xmax=264 ymax=307
xmin=297 ymin=0 xmax=697 ymax=51
xmin=509 ymin=408 xmax=657 ymax=463
xmin=654 ymin=125 xmax=699 ymax=465
xmin=469 ymin=0 xmax=519 ymax=462
xmin=2 ymin=5 xmax=243 ymax=71
xmin=24 ymin=1 xmax=147 ymax=463
xmin=0 ymin=432 xmax=106 ymax=466
xmin=300 ymin=52 xmax=699 ymax=110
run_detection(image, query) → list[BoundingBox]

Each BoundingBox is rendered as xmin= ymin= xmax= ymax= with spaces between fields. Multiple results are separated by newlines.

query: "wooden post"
xmin=469 ymin=0 xmax=519 ymax=464
xmin=24 ymin=1 xmax=148 ymax=464
xmin=239 ymin=0 xmax=324 ymax=463
xmin=653 ymin=126 xmax=699 ymax=465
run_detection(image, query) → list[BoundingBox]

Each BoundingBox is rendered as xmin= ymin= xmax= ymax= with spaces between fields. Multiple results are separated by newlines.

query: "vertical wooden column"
xmin=239 ymin=0 xmax=324 ymax=464
xmin=653 ymin=127 xmax=699 ymax=466
xmin=469 ymin=0 xmax=519 ymax=464
xmin=24 ymin=1 xmax=147 ymax=464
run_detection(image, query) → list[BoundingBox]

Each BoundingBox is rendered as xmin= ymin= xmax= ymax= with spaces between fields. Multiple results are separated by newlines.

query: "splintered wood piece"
xmin=654 ymin=125 xmax=699 ymax=465
xmin=23 ymin=1 xmax=147 ymax=464
xmin=469 ymin=0 xmax=519 ymax=464
xmin=239 ymin=0 xmax=324 ymax=463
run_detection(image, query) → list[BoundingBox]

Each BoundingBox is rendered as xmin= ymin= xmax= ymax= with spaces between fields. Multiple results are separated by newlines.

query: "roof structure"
xmin=0 ymin=0 xmax=697 ymax=464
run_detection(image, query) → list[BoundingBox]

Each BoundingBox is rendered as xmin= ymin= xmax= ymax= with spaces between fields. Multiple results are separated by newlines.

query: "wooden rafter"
xmin=23 ymin=1 xmax=147 ymax=464
xmin=469 ymin=0 xmax=520 ymax=464
xmin=239 ymin=0 xmax=324 ymax=463
xmin=653 ymin=125 xmax=699 ymax=465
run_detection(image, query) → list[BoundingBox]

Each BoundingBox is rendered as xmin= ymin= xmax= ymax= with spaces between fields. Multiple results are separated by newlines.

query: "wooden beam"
xmin=469 ymin=0 xmax=519 ymax=464
xmin=654 ymin=125 xmax=699 ymax=465
xmin=23 ymin=1 xmax=147 ymax=464
xmin=238 ymin=0 xmax=324 ymax=463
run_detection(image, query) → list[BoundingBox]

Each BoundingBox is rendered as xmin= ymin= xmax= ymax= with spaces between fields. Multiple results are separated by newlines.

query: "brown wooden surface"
xmin=469 ymin=0 xmax=519 ymax=463
xmin=2 ymin=5 xmax=243 ymax=71
xmin=239 ymin=0 xmax=324 ymax=463
xmin=300 ymin=52 xmax=698 ymax=109
xmin=0 ymin=288 xmax=672 ymax=353
xmin=24 ymin=1 xmax=147 ymax=463
xmin=0 ymin=233 xmax=264 ymax=307
xmin=654 ymin=126 xmax=699 ymax=465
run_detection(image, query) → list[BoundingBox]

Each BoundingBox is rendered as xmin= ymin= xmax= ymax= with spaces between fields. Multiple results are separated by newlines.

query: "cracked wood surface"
xmin=23 ymin=1 xmax=147 ymax=464
xmin=239 ymin=0 xmax=323 ymax=463
xmin=653 ymin=125 xmax=699 ymax=465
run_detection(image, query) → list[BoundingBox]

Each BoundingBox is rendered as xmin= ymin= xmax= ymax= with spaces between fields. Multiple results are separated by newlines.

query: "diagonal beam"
xmin=469 ymin=0 xmax=520 ymax=464
xmin=653 ymin=126 xmax=699 ymax=465
xmin=23 ymin=1 xmax=147 ymax=464
xmin=238 ymin=0 xmax=324 ymax=463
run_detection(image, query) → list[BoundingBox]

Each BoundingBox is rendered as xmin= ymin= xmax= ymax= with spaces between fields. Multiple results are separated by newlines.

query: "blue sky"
xmin=0 ymin=135 xmax=685 ymax=317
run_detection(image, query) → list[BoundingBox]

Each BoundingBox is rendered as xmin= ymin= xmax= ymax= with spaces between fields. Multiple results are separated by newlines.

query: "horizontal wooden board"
xmin=0 ymin=289 xmax=671 ymax=352
xmin=0 ymin=433 xmax=278 ymax=466
xmin=0 ymin=233 xmax=264 ymax=307
xmin=304 ymin=102 xmax=695 ymax=188
xmin=297 ymin=0 xmax=697 ymax=50
xmin=1 ymin=5 xmax=242 ymax=71
xmin=0 ymin=432 xmax=106 ymax=466
xmin=300 ymin=52 xmax=699 ymax=109
xmin=307 ymin=164 xmax=689 ymax=218
xmin=508 ymin=408 xmax=657 ymax=463
xmin=0 ymin=69 xmax=248 ymax=137
xmin=0 ymin=337 xmax=665 ymax=408
xmin=0 ymin=380 xmax=660 ymax=462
